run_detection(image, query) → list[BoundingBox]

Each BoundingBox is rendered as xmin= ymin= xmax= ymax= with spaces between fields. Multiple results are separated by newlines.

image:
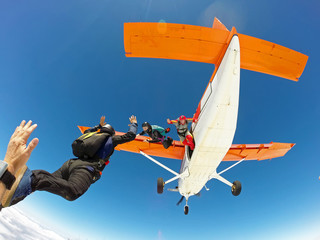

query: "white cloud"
xmin=0 ymin=206 xmax=66 ymax=240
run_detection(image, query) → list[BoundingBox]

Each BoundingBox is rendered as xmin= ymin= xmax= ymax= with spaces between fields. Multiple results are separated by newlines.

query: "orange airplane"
xmin=80 ymin=18 xmax=308 ymax=215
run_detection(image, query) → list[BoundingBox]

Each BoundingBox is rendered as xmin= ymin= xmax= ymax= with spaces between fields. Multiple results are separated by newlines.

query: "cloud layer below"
xmin=0 ymin=206 xmax=65 ymax=240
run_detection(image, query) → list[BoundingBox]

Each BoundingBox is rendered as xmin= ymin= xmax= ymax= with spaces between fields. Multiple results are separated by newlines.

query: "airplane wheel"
xmin=157 ymin=178 xmax=164 ymax=194
xmin=231 ymin=181 xmax=241 ymax=196
xmin=184 ymin=206 xmax=189 ymax=215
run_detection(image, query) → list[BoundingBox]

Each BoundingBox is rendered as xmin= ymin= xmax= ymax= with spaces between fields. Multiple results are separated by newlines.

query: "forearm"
xmin=129 ymin=123 xmax=138 ymax=135
xmin=84 ymin=125 xmax=101 ymax=133
xmin=112 ymin=123 xmax=138 ymax=146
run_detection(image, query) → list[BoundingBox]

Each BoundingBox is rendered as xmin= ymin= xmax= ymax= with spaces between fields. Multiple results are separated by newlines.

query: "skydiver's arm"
xmin=84 ymin=116 xmax=106 ymax=133
xmin=84 ymin=125 xmax=101 ymax=133
xmin=143 ymin=130 xmax=161 ymax=143
xmin=167 ymin=118 xmax=179 ymax=126
xmin=146 ymin=130 xmax=162 ymax=143
xmin=112 ymin=116 xmax=138 ymax=147
xmin=173 ymin=122 xmax=179 ymax=127
xmin=146 ymin=139 xmax=161 ymax=143
xmin=112 ymin=123 xmax=137 ymax=147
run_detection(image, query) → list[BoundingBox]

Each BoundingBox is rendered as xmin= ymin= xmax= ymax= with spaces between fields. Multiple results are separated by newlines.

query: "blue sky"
xmin=0 ymin=0 xmax=319 ymax=239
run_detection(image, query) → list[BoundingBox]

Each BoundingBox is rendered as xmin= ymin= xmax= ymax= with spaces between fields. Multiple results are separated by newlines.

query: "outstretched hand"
xmin=167 ymin=118 xmax=171 ymax=124
xmin=100 ymin=116 xmax=106 ymax=126
xmin=4 ymin=120 xmax=39 ymax=174
xmin=129 ymin=115 xmax=137 ymax=124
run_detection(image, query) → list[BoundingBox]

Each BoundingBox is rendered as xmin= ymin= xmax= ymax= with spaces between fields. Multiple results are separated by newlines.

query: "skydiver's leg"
xmin=182 ymin=132 xmax=195 ymax=150
xmin=31 ymin=163 xmax=95 ymax=201
xmin=6 ymin=160 xmax=70 ymax=207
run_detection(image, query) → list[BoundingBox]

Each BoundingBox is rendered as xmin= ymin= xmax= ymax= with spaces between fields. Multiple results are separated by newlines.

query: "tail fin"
xmin=212 ymin=17 xmax=229 ymax=31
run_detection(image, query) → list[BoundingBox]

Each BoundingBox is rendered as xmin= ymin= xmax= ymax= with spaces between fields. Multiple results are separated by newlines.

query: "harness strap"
xmin=177 ymin=129 xmax=188 ymax=137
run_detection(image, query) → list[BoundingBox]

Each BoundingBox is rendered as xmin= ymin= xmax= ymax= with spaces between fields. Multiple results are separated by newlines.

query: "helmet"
xmin=101 ymin=124 xmax=115 ymax=136
xmin=179 ymin=115 xmax=187 ymax=122
xmin=142 ymin=122 xmax=152 ymax=133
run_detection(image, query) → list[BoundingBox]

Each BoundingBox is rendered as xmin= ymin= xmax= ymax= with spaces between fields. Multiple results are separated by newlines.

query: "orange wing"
xmin=124 ymin=21 xmax=308 ymax=81
xmin=223 ymin=142 xmax=295 ymax=161
xmin=77 ymin=126 xmax=185 ymax=160
xmin=78 ymin=126 xmax=294 ymax=161
xmin=114 ymin=134 xmax=185 ymax=160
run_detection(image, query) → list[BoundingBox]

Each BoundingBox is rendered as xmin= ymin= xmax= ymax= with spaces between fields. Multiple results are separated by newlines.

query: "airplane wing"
xmin=78 ymin=126 xmax=294 ymax=161
xmin=78 ymin=126 xmax=185 ymax=159
xmin=222 ymin=142 xmax=295 ymax=161
xmin=124 ymin=21 xmax=308 ymax=81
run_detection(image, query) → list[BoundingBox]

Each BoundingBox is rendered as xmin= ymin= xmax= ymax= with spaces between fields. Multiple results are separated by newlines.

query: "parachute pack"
xmin=72 ymin=132 xmax=109 ymax=159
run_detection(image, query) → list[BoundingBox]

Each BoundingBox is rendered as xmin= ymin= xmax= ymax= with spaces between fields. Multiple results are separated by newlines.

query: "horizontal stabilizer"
xmin=124 ymin=22 xmax=308 ymax=81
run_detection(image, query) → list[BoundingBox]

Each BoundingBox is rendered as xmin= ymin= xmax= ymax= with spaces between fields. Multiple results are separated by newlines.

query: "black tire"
xmin=231 ymin=181 xmax=242 ymax=196
xmin=157 ymin=177 xmax=164 ymax=194
xmin=184 ymin=206 xmax=189 ymax=215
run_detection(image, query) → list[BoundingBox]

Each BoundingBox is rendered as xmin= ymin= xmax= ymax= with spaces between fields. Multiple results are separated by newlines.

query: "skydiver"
xmin=139 ymin=122 xmax=173 ymax=149
xmin=1 ymin=115 xmax=138 ymax=209
xmin=167 ymin=115 xmax=195 ymax=150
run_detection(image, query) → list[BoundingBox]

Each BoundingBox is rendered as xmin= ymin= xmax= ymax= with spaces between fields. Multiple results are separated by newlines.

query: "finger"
xmin=24 ymin=138 xmax=39 ymax=158
xmin=20 ymin=120 xmax=26 ymax=128
xmin=10 ymin=125 xmax=22 ymax=140
xmin=22 ymin=124 xmax=38 ymax=140
xmin=23 ymin=120 xmax=32 ymax=130
xmin=12 ymin=120 xmax=26 ymax=138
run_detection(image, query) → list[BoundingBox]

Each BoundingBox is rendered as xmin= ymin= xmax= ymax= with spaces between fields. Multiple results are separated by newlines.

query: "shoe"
xmin=165 ymin=128 xmax=170 ymax=133
xmin=2 ymin=166 xmax=33 ymax=207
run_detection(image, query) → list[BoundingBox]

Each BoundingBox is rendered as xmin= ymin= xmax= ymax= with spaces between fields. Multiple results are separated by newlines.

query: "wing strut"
xmin=217 ymin=158 xmax=245 ymax=175
xmin=210 ymin=158 xmax=245 ymax=187
xmin=140 ymin=151 xmax=188 ymax=185
xmin=140 ymin=151 xmax=179 ymax=176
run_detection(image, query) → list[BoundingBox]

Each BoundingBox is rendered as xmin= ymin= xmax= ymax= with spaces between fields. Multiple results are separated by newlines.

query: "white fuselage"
xmin=178 ymin=35 xmax=240 ymax=198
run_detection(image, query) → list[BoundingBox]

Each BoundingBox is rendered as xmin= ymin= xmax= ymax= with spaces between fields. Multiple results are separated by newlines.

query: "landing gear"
xmin=184 ymin=197 xmax=189 ymax=215
xmin=157 ymin=177 xmax=164 ymax=194
xmin=184 ymin=205 xmax=189 ymax=215
xmin=231 ymin=181 xmax=241 ymax=196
